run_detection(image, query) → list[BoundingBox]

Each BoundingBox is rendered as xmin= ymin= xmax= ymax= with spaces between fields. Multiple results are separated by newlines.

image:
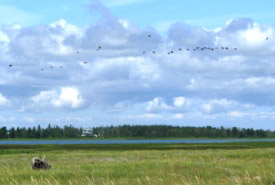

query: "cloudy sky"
xmin=0 ymin=0 xmax=275 ymax=129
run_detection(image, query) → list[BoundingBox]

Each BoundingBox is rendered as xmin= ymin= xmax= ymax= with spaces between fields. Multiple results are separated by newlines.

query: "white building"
xmin=81 ymin=128 xmax=93 ymax=137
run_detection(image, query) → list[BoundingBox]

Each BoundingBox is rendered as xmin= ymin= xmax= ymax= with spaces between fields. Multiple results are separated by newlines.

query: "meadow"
xmin=0 ymin=142 xmax=274 ymax=185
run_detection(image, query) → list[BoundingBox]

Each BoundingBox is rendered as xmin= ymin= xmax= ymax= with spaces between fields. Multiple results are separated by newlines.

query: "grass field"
xmin=0 ymin=142 xmax=274 ymax=185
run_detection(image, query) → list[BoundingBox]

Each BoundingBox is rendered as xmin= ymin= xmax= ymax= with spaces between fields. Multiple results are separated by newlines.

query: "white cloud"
xmin=31 ymin=87 xmax=84 ymax=109
xmin=22 ymin=116 xmax=35 ymax=123
xmin=172 ymin=114 xmax=184 ymax=119
xmin=0 ymin=93 xmax=10 ymax=106
xmin=200 ymin=99 xmax=236 ymax=114
xmin=173 ymin=97 xmax=190 ymax=107
xmin=146 ymin=98 xmax=171 ymax=113
xmin=228 ymin=111 xmax=244 ymax=118
xmin=0 ymin=14 xmax=275 ymax=128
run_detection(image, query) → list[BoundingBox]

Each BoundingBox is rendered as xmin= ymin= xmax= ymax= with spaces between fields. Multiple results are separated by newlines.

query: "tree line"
xmin=93 ymin=125 xmax=274 ymax=138
xmin=0 ymin=124 xmax=82 ymax=139
xmin=0 ymin=124 xmax=274 ymax=139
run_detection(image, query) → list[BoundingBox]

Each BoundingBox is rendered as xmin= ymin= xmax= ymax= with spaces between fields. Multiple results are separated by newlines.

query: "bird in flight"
xmin=97 ymin=46 xmax=101 ymax=51
xmin=76 ymin=51 xmax=79 ymax=54
xmin=50 ymin=66 xmax=53 ymax=69
xmin=148 ymin=35 xmax=151 ymax=38
xmin=83 ymin=62 xmax=88 ymax=64
xmin=152 ymin=51 xmax=156 ymax=54
xmin=143 ymin=51 xmax=146 ymax=54
xmin=266 ymin=37 xmax=269 ymax=40
xmin=41 ymin=69 xmax=44 ymax=71
xmin=9 ymin=64 xmax=13 ymax=67
xmin=178 ymin=48 xmax=182 ymax=51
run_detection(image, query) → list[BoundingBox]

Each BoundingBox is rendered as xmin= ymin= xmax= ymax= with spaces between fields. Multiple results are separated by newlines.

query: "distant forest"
xmin=0 ymin=124 xmax=274 ymax=139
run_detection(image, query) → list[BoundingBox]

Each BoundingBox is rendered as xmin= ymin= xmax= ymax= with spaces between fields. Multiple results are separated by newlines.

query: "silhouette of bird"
xmin=178 ymin=48 xmax=182 ymax=51
xmin=96 ymin=46 xmax=101 ymax=51
xmin=225 ymin=47 xmax=228 ymax=50
xmin=152 ymin=51 xmax=156 ymax=54
xmin=143 ymin=51 xmax=146 ymax=54
xmin=186 ymin=49 xmax=189 ymax=51
xmin=148 ymin=35 xmax=151 ymax=38
xmin=41 ymin=69 xmax=44 ymax=71
xmin=234 ymin=48 xmax=237 ymax=50
xmin=196 ymin=47 xmax=200 ymax=49
xmin=170 ymin=51 xmax=174 ymax=54
xmin=266 ymin=37 xmax=269 ymax=40
xmin=50 ymin=66 xmax=53 ymax=69
xmin=76 ymin=51 xmax=79 ymax=54
xmin=167 ymin=52 xmax=171 ymax=55
xmin=83 ymin=62 xmax=88 ymax=64
xmin=221 ymin=47 xmax=224 ymax=50
xmin=60 ymin=66 xmax=63 ymax=69
xmin=9 ymin=64 xmax=13 ymax=67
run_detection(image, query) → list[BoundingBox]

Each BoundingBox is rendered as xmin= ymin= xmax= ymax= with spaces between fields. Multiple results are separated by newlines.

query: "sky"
xmin=0 ymin=0 xmax=275 ymax=129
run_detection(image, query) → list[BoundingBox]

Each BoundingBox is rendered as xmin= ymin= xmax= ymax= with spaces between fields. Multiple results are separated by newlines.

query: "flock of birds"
xmin=7 ymin=35 xmax=269 ymax=72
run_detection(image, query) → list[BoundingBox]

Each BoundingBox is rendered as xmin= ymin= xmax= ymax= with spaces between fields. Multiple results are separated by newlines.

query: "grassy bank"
xmin=0 ymin=142 xmax=274 ymax=185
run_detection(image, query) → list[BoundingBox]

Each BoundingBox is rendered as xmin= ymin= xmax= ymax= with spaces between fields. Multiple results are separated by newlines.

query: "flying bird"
xmin=9 ymin=64 xmax=13 ymax=67
xmin=41 ymin=69 xmax=44 ymax=71
xmin=143 ymin=51 xmax=146 ymax=54
xmin=178 ymin=48 xmax=182 ymax=51
xmin=96 ymin=46 xmax=101 ymax=51
xmin=83 ymin=62 xmax=88 ymax=64
xmin=152 ymin=51 xmax=156 ymax=54
xmin=186 ymin=49 xmax=190 ymax=51
xmin=148 ymin=35 xmax=151 ymax=38
xmin=76 ymin=51 xmax=79 ymax=54
xmin=50 ymin=66 xmax=53 ymax=69
xmin=266 ymin=37 xmax=269 ymax=40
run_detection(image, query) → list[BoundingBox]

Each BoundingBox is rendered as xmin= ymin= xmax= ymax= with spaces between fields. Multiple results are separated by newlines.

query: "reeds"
xmin=0 ymin=143 xmax=274 ymax=185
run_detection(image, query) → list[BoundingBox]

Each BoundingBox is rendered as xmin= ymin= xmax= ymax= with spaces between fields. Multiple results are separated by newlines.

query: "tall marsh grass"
xmin=0 ymin=142 xmax=274 ymax=185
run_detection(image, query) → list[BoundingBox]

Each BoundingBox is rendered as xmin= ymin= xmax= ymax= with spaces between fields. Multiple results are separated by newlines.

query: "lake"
xmin=0 ymin=139 xmax=274 ymax=145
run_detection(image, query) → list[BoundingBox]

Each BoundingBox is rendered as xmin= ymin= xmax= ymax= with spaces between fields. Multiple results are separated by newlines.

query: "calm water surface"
xmin=0 ymin=139 xmax=274 ymax=145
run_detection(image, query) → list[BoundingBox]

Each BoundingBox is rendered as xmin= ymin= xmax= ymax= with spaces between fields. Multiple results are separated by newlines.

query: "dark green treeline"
xmin=0 ymin=124 xmax=274 ymax=139
xmin=0 ymin=124 xmax=82 ymax=139
xmin=93 ymin=125 xmax=274 ymax=138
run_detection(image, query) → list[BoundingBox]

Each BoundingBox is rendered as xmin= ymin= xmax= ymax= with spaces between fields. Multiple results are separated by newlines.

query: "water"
xmin=0 ymin=139 xmax=274 ymax=145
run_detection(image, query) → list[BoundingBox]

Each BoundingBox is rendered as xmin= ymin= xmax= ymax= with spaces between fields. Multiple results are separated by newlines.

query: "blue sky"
xmin=0 ymin=0 xmax=275 ymax=129
xmin=1 ymin=0 xmax=275 ymax=28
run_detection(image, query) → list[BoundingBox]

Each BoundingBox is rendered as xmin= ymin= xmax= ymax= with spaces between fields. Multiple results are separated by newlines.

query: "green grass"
xmin=0 ymin=142 xmax=274 ymax=185
xmin=1 ymin=137 xmax=275 ymax=140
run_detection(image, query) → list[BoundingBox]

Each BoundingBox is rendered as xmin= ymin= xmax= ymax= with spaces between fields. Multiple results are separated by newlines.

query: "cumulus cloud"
xmin=0 ymin=2 xmax=275 ymax=128
xmin=31 ymin=87 xmax=84 ymax=110
xmin=0 ymin=93 xmax=10 ymax=107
